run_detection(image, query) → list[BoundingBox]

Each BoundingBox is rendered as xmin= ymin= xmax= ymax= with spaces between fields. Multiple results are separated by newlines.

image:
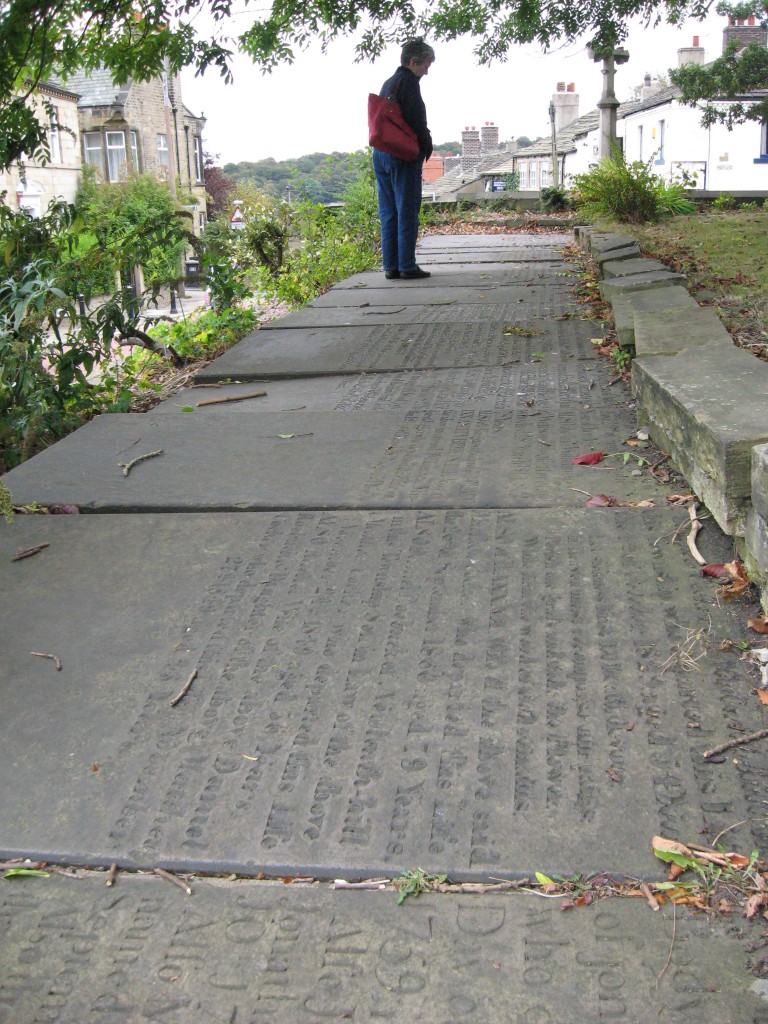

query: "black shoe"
xmin=384 ymin=269 xmax=400 ymax=279
xmin=401 ymin=267 xmax=431 ymax=279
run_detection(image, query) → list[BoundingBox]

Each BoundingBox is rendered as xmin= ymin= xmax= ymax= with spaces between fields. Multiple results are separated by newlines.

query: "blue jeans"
xmin=373 ymin=149 xmax=423 ymax=273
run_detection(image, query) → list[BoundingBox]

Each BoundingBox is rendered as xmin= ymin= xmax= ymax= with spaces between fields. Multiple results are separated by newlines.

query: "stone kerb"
xmin=578 ymin=225 xmax=768 ymax=607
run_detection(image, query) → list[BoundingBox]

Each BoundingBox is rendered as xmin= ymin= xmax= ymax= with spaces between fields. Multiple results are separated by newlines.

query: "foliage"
xmin=571 ymin=148 xmax=696 ymax=224
xmin=199 ymin=219 xmax=251 ymax=313
xmin=75 ymin=170 xmax=191 ymax=290
xmin=671 ymin=40 xmax=768 ymax=128
xmin=504 ymin=170 xmax=521 ymax=191
xmin=147 ymin=307 xmax=258 ymax=361
xmin=539 ymin=184 xmax=571 ymax=212
xmin=394 ymin=868 xmax=447 ymax=904
xmin=203 ymin=153 xmax=234 ymax=218
xmin=224 ymin=152 xmax=366 ymax=204
xmin=712 ymin=192 xmax=738 ymax=211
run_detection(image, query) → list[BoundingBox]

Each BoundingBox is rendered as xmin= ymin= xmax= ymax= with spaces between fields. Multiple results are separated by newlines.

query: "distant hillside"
xmin=222 ymin=143 xmax=464 ymax=203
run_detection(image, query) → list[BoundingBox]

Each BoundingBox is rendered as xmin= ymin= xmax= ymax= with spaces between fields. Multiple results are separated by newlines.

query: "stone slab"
xmin=0 ymin=510 xmax=762 ymax=878
xmin=1 ymin=874 xmax=764 ymax=1023
xmin=600 ymin=271 xmax=687 ymax=301
xmin=309 ymin=283 xmax=572 ymax=308
xmin=260 ymin=296 xmax=579 ymax=330
xmin=156 ymin=363 xmax=625 ymax=416
xmin=595 ymin=244 xmax=642 ymax=265
xmin=0 ymin=403 xmax=653 ymax=512
xmin=611 ymin=286 xmax=698 ymax=350
xmin=415 ymin=249 xmax=568 ymax=264
xmin=633 ymin=343 xmax=768 ymax=534
xmin=602 ymin=257 xmax=669 ymax=279
xmin=418 ymin=232 xmax=572 ymax=251
xmin=334 ymin=264 xmax=563 ymax=288
xmin=586 ymin=231 xmax=639 ymax=255
xmin=634 ymin=305 xmax=731 ymax=357
xmin=754 ymin=442 xmax=768 ymax=522
xmin=197 ymin=320 xmax=597 ymax=381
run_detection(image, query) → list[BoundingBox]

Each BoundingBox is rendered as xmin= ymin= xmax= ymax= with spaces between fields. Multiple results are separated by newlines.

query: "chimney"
xmin=723 ymin=17 xmax=768 ymax=53
xmin=461 ymin=126 xmax=481 ymax=172
xmin=551 ymin=83 xmax=579 ymax=131
xmin=678 ymin=35 xmax=706 ymax=65
xmin=480 ymin=122 xmax=500 ymax=154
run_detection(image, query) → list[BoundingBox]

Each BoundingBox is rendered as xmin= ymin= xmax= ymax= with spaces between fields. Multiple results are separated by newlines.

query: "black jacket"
xmin=380 ymin=66 xmax=433 ymax=160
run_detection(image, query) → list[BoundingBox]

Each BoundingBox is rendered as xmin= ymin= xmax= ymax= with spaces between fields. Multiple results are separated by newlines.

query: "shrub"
xmin=539 ymin=185 xmax=571 ymax=213
xmin=571 ymin=148 xmax=696 ymax=223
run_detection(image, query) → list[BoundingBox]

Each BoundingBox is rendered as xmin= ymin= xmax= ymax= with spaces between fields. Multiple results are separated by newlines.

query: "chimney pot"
xmin=567 ymin=82 xmax=575 ymax=92
xmin=693 ymin=35 xmax=699 ymax=46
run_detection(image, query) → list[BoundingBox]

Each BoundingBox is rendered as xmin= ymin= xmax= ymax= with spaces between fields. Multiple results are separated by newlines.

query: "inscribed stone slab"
xmin=156 ymin=363 xmax=624 ymax=416
xmin=1 ymin=405 xmax=654 ymax=512
xmin=197 ymin=319 xmax=596 ymax=381
xmin=258 ymin=296 xmax=579 ymax=330
xmin=0 ymin=875 xmax=763 ymax=1023
xmin=0 ymin=510 xmax=763 ymax=878
xmin=309 ymin=283 xmax=572 ymax=308
xmin=333 ymin=264 xmax=563 ymax=288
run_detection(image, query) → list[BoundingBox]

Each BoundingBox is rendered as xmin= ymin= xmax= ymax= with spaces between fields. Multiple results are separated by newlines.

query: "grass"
xmin=630 ymin=209 xmax=768 ymax=362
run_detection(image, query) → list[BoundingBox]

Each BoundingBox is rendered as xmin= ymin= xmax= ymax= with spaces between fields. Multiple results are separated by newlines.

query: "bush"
xmin=147 ymin=307 xmax=258 ymax=361
xmin=539 ymin=185 xmax=571 ymax=213
xmin=571 ymin=148 xmax=696 ymax=223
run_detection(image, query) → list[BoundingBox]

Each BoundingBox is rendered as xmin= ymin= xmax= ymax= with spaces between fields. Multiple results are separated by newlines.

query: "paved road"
xmin=2 ymin=233 xmax=767 ymax=1022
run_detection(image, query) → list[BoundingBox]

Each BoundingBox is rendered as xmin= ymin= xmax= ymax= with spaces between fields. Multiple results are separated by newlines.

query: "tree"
xmin=203 ymin=153 xmax=234 ymax=218
xmin=670 ymin=2 xmax=768 ymax=127
xmin=0 ymin=0 xmax=740 ymax=174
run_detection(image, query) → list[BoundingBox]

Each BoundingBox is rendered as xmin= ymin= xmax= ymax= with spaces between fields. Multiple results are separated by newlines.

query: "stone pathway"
xmin=2 ymin=233 xmax=767 ymax=1022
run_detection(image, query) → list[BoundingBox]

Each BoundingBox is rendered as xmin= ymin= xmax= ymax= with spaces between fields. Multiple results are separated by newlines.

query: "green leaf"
xmin=3 ymin=869 xmax=50 ymax=878
xmin=277 ymin=433 xmax=295 ymax=439
xmin=535 ymin=871 xmax=554 ymax=885
xmin=180 ymin=405 xmax=194 ymax=412
xmin=532 ymin=352 xmax=546 ymax=358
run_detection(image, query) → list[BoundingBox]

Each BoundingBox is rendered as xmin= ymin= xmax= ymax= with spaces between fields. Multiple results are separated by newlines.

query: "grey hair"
xmin=400 ymin=38 xmax=435 ymax=66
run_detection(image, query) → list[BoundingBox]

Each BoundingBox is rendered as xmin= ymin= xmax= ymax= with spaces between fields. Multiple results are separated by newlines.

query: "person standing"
xmin=373 ymin=38 xmax=435 ymax=280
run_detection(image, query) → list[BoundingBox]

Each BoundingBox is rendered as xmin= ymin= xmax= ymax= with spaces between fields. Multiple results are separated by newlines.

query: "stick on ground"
xmin=170 ymin=668 xmax=198 ymax=707
xmin=196 ymin=391 xmax=267 ymax=407
xmin=11 ymin=543 xmax=50 ymax=562
xmin=703 ymin=727 xmax=768 ymax=760
xmin=119 ymin=449 xmax=164 ymax=477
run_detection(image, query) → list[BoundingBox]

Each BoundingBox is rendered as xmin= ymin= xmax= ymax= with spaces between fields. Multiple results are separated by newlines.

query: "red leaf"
xmin=702 ymin=564 xmax=728 ymax=577
xmin=572 ymin=451 xmax=604 ymax=465
xmin=586 ymin=494 xmax=618 ymax=508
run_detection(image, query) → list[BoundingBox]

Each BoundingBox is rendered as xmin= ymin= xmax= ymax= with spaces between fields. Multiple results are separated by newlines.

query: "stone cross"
xmin=587 ymin=45 xmax=629 ymax=160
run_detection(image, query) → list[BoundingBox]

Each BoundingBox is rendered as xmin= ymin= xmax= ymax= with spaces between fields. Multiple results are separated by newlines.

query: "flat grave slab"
xmin=0 ymin=510 xmax=762 ymax=878
xmin=2 ymin=403 xmax=654 ymax=512
xmin=332 ymin=264 xmax=563 ymax=288
xmin=156 ymin=363 xmax=626 ymax=416
xmin=197 ymin=319 xmax=597 ymax=381
xmin=418 ymin=232 xmax=573 ymax=250
xmin=1 ymin=874 xmax=763 ymax=1023
xmin=259 ymin=297 xmax=580 ymax=330
xmin=309 ymin=282 xmax=572 ymax=308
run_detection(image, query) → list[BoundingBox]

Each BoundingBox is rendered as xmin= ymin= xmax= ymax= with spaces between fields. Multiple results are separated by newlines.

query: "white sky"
xmin=180 ymin=10 xmax=728 ymax=164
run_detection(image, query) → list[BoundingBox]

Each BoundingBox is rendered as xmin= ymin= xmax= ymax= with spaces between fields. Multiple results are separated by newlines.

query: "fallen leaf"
xmin=702 ymin=564 xmax=728 ymax=577
xmin=605 ymin=767 xmax=621 ymax=782
xmin=535 ymin=871 xmax=554 ymax=885
xmin=277 ymin=433 xmax=296 ymax=439
xmin=667 ymin=862 xmax=686 ymax=881
xmin=561 ymin=899 xmax=575 ymax=911
xmin=586 ymin=494 xmax=618 ymax=507
xmin=48 ymin=504 xmax=80 ymax=514
xmin=3 ymin=869 xmax=50 ymax=878
xmin=747 ymin=614 xmax=768 ymax=634
xmin=755 ymin=689 xmax=768 ymax=705
xmin=667 ymin=494 xmax=695 ymax=505
xmin=746 ymin=893 xmax=768 ymax=918
xmin=572 ymin=451 xmax=604 ymax=465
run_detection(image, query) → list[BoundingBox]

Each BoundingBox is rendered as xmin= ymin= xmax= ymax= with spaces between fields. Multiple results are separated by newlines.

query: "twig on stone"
xmin=641 ymin=882 xmax=660 ymax=911
xmin=333 ymin=879 xmax=389 ymax=890
xmin=153 ymin=867 xmax=192 ymax=895
xmin=537 ymin=438 xmax=552 ymax=446
xmin=687 ymin=505 xmax=707 ymax=565
xmin=31 ymin=651 xmax=62 ymax=671
xmin=119 ymin=449 xmax=164 ymax=477
xmin=703 ymin=728 xmax=768 ymax=760
xmin=656 ymin=905 xmax=676 ymax=988
xmin=711 ymin=819 xmax=749 ymax=847
xmin=114 ymin=436 xmax=142 ymax=455
xmin=169 ymin=669 xmax=197 ymax=707
xmin=11 ymin=542 xmax=49 ymax=561
xmin=196 ymin=391 xmax=267 ymax=407
xmin=106 ymin=863 xmax=118 ymax=887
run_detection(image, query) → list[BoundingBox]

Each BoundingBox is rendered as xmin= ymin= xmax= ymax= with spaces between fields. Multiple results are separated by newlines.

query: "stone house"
xmin=1 ymin=80 xmax=82 ymax=214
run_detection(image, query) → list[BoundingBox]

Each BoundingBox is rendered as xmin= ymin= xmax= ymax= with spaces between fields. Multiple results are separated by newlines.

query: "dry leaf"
xmin=747 ymin=614 xmax=768 ymax=634
xmin=668 ymin=862 xmax=686 ymax=881
xmin=755 ymin=689 xmax=768 ymax=706
xmin=667 ymin=494 xmax=695 ymax=506
xmin=745 ymin=893 xmax=767 ymax=919
xmin=572 ymin=451 xmax=604 ymax=465
xmin=586 ymin=493 xmax=618 ymax=507
xmin=702 ymin=563 xmax=728 ymax=577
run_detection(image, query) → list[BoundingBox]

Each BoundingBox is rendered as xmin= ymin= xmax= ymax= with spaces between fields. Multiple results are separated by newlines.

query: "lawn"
xmin=631 ymin=210 xmax=768 ymax=362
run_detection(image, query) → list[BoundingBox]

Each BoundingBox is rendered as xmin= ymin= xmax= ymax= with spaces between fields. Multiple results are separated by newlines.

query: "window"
xmin=518 ymin=163 xmax=527 ymax=188
xmin=540 ymin=163 xmax=549 ymax=188
xmin=48 ymin=106 xmax=60 ymax=162
xmin=193 ymin=136 xmax=203 ymax=183
xmin=199 ymin=211 xmax=206 ymax=232
xmin=638 ymin=124 xmax=643 ymax=161
xmin=761 ymin=119 xmax=768 ymax=157
xmin=529 ymin=163 xmax=537 ymax=188
xmin=157 ymin=133 xmax=169 ymax=167
xmin=83 ymin=132 xmax=104 ymax=175
xmin=656 ymin=119 xmax=665 ymax=163
xmin=130 ymin=131 xmax=139 ymax=171
xmin=106 ymin=131 xmax=127 ymax=181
